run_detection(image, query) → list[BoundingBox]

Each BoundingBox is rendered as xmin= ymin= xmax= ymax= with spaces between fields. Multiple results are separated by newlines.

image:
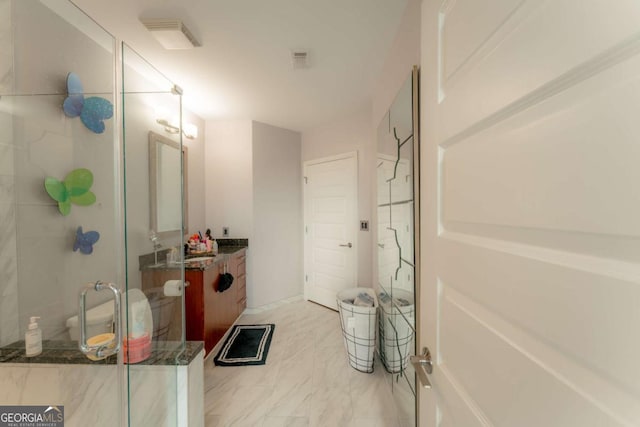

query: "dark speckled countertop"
xmin=0 ymin=340 xmax=203 ymax=366
xmin=140 ymin=239 xmax=248 ymax=272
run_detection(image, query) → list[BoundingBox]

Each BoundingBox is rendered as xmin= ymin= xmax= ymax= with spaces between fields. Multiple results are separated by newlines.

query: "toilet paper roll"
xmin=164 ymin=280 xmax=183 ymax=296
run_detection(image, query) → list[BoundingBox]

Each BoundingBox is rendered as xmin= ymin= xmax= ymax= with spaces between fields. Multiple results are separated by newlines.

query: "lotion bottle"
xmin=212 ymin=239 xmax=218 ymax=255
xmin=25 ymin=316 xmax=42 ymax=357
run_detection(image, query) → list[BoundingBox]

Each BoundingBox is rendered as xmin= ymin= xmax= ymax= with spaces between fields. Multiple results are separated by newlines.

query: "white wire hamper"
xmin=336 ymin=287 xmax=378 ymax=373
xmin=378 ymin=289 xmax=415 ymax=373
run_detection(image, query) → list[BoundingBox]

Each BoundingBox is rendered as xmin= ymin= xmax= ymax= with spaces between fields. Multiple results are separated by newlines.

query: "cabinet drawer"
xmin=237 ymin=259 xmax=246 ymax=277
xmin=236 ymin=280 xmax=247 ymax=302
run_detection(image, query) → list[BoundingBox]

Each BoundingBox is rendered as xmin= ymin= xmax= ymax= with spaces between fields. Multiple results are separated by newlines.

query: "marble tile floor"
xmin=203 ymin=299 xmax=402 ymax=427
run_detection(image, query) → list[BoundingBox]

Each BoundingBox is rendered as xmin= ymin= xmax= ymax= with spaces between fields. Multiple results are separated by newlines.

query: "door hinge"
xmin=304 ymin=176 xmax=308 ymax=184
xmin=305 ymin=274 xmax=308 ymax=282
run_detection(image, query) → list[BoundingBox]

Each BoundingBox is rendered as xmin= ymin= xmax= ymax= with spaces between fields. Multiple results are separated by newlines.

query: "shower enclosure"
xmin=0 ymin=1 xmax=191 ymax=425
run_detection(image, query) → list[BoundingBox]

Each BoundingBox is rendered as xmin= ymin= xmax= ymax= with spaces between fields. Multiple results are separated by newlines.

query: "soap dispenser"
xmin=25 ymin=316 xmax=42 ymax=357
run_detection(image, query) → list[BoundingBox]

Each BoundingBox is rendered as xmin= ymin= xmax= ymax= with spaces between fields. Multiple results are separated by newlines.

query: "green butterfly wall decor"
xmin=44 ymin=168 xmax=96 ymax=215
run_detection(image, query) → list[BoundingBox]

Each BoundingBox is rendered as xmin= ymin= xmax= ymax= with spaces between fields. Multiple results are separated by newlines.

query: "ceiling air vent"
xmin=291 ymin=50 xmax=309 ymax=69
xmin=141 ymin=19 xmax=201 ymax=49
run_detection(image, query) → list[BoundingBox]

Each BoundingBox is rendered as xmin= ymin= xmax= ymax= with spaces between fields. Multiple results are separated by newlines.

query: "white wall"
xmin=252 ymin=121 xmax=302 ymax=307
xmin=204 ymin=120 xmax=253 ymax=239
xmin=205 ymin=119 xmax=302 ymax=308
xmin=372 ymin=0 xmax=422 ymax=128
xmin=183 ymin=110 xmax=206 ymax=236
xmin=301 ymin=106 xmax=373 ymax=287
xmin=370 ymin=0 xmax=421 ymax=289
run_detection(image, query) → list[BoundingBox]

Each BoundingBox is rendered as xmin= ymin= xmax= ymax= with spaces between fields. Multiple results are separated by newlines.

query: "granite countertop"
xmin=140 ymin=239 xmax=248 ymax=272
xmin=0 ymin=340 xmax=203 ymax=366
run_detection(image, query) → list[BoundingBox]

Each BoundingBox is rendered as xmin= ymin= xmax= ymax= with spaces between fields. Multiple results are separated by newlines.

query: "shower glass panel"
xmin=121 ymin=43 xmax=185 ymax=427
xmin=0 ymin=1 xmax=186 ymax=425
xmin=376 ymin=69 xmax=419 ymax=426
xmin=0 ymin=0 xmax=124 ymax=423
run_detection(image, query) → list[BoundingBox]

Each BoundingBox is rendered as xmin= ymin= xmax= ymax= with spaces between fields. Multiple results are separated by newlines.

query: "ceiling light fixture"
xmin=141 ymin=19 xmax=201 ymax=49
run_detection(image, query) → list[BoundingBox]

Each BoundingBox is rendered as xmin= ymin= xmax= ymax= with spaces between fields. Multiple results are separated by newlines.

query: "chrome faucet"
xmin=149 ymin=230 xmax=162 ymax=265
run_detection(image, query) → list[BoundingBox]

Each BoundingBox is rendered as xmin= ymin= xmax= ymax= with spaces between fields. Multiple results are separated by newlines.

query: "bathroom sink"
xmin=183 ymin=256 xmax=214 ymax=263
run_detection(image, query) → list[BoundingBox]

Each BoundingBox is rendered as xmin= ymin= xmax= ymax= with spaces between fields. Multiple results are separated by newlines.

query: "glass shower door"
xmin=121 ymin=43 xmax=185 ymax=427
xmin=0 ymin=2 xmax=186 ymax=426
xmin=0 ymin=0 xmax=125 ymax=425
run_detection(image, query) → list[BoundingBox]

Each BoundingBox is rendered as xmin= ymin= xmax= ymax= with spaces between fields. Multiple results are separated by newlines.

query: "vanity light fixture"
xmin=155 ymin=115 xmax=198 ymax=140
xmin=156 ymin=117 xmax=180 ymax=134
xmin=182 ymin=123 xmax=198 ymax=139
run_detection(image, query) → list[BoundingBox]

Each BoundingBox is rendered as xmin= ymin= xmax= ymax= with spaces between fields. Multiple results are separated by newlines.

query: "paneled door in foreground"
xmin=420 ymin=0 xmax=640 ymax=425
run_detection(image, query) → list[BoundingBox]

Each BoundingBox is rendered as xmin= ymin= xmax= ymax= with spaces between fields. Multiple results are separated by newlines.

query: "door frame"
xmin=303 ymin=151 xmax=359 ymax=307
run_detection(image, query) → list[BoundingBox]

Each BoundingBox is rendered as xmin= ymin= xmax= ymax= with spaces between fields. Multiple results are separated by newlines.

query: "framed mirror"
xmin=149 ymin=131 xmax=188 ymax=238
xmin=376 ymin=67 xmax=419 ymax=426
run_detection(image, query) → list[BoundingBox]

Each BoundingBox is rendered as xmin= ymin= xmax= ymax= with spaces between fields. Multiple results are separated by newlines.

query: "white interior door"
xmin=304 ymin=152 xmax=358 ymax=310
xmin=419 ymin=1 xmax=640 ymax=426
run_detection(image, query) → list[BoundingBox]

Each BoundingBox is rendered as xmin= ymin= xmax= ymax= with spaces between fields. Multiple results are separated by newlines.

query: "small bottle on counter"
xmin=212 ymin=239 xmax=218 ymax=255
xmin=25 ymin=316 xmax=42 ymax=357
xmin=167 ymin=247 xmax=178 ymax=264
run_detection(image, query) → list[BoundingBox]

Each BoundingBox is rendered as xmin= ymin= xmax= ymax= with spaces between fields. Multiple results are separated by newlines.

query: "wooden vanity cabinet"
xmin=184 ymin=249 xmax=247 ymax=356
xmin=228 ymin=249 xmax=247 ymax=318
xmin=185 ymin=263 xmax=225 ymax=356
xmin=141 ymin=249 xmax=248 ymax=357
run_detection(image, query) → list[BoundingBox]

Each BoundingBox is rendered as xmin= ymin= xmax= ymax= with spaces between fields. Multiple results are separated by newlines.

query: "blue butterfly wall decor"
xmin=63 ymin=72 xmax=113 ymax=134
xmin=73 ymin=226 xmax=100 ymax=255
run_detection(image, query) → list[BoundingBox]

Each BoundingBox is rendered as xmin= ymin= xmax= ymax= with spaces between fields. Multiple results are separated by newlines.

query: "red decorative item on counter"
xmin=123 ymin=333 xmax=151 ymax=364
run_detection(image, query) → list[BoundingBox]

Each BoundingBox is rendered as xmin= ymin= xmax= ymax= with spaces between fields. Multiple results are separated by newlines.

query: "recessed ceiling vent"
xmin=291 ymin=50 xmax=309 ymax=69
xmin=141 ymin=19 xmax=201 ymax=49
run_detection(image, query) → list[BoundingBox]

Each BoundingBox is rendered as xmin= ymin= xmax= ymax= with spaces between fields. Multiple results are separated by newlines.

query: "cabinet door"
xmin=234 ymin=251 xmax=247 ymax=316
xmin=184 ymin=270 xmax=205 ymax=344
xmin=203 ymin=264 xmax=224 ymax=354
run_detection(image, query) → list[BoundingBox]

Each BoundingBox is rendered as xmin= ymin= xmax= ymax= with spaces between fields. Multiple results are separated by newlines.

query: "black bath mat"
xmin=213 ymin=324 xmax=275 ymax=366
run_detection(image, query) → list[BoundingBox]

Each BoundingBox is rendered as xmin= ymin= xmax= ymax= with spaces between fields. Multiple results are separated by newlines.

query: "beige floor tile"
xmin=308 ymin=386 xmax=353 ymax=427
xmin=204 ymin=300 xmax=403 ymax=427
xmin=263 ymin=416 xmax=309 ymax=427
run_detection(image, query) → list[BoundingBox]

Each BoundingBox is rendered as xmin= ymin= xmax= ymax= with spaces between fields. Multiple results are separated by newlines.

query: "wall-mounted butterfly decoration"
xmin=73 ymin=226 xmax=100 ymax=255
xmin=44 ymin=168 xmax=96 ymax=216
xmin=63 ymin=72 xmax=113 ymax=134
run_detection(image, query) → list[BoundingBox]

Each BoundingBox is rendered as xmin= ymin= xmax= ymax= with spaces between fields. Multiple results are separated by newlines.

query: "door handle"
xmin=410 ymin=347 xmax=433 ymax=389
xmin=339 ymin=243 xmax=353 ymax=248
xmin=79 ymin=281 xmax=121 ymax=360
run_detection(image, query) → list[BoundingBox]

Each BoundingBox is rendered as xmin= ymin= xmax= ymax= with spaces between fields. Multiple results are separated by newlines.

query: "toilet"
xmin=66 ymin=289 xmax=175 ymax=342
xmin=66 ymin=300 xmax=114 ymax=342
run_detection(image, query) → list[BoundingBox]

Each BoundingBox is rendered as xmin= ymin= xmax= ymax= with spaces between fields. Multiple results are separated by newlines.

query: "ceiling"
xmin=73 ymin=0 xmax=409 ymax=132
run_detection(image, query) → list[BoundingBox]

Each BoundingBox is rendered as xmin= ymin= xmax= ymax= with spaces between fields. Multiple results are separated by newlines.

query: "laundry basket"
xmin=336 ymin=287 xmax=378 ymax=373
xmin=378 ymin=289 xmax=415 ymax=373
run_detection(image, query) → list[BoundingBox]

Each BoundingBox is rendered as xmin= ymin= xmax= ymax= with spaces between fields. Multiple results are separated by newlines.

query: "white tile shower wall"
xmin=0 ymin=0 xmax=19 ymax=347
xmin=11 ymin=0 xmax=118 ymax=340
